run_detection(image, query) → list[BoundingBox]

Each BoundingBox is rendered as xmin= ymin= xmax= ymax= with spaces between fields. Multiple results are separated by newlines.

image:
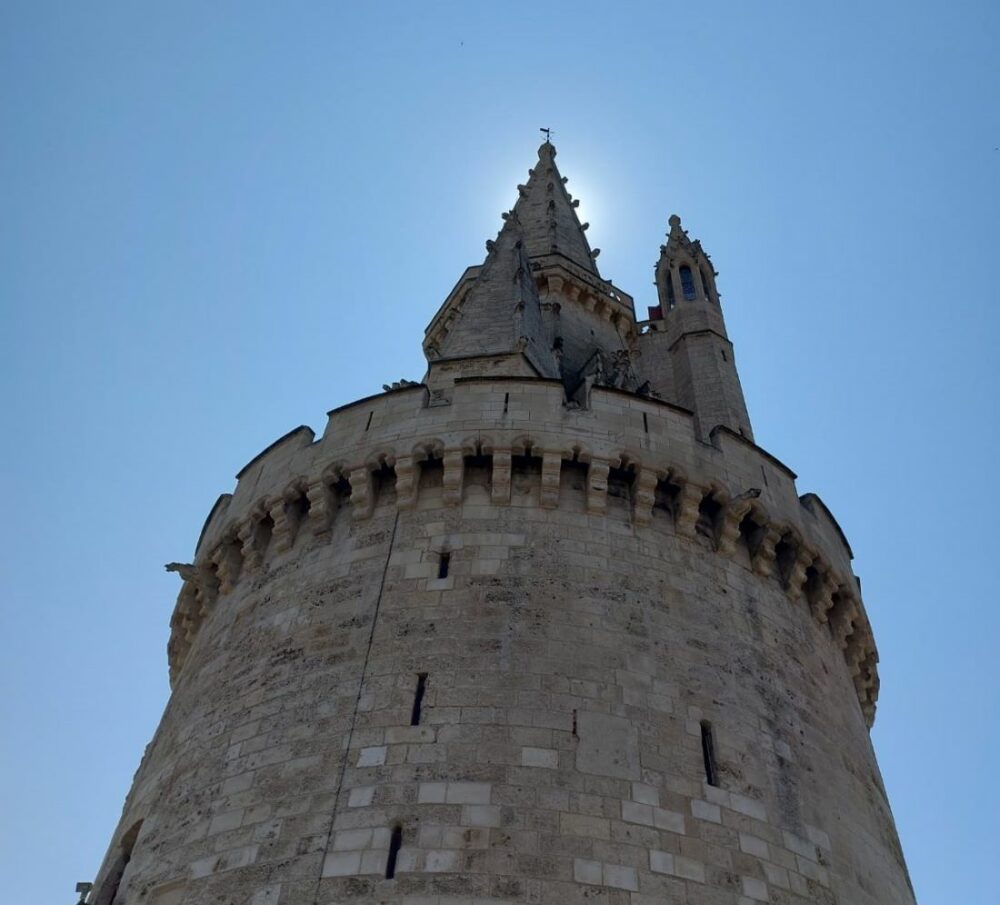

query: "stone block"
xmin=602 ymin=863 xmax=638 ymax=891
xmin=653 ymin=807 xmax=686 ymax=834
xmin=521 ymin=746 xmax=558 ymax=769
xmin=674 ymin=855 xmax=706 ymax=883
xmin=739 ymin=833 xmax=769 ymax=859
xmin=691 ymin=800 xmax=722 ymax=823
xmin=742 ymin=876 xmax=769 ymax=901
xmin=347 ymin=786 xmax=375 ymax=808
xmin=445 ymin=782 xmax=492 ymax=804
xmin=559 ymin=813 xmax=610 ymax=840
xmin=573 ymin=858 xmax=602 ymax=885
xmin=425 ymin=849 xmax=461 ymax=872
xmin=356 ymin=746 xmax=387 ymax=767
xmin=650 ymin=849 xmax=675 ymax=875
xmin=575 ymin=712 xmax=639 ymax=780
xmin=418 ymin=782 xmax=447 ymax=804
xmin=322 ymin=851 xmax=361 ymax=878
xmin=207 ymin=808 xmax=244 ymax=836
xmin=730 ymin=793 xmax=767 ymax=821
xmin=621 ymin=800 xmax=653 ymax=826
xmin=631 ymin=782 xmax=660 ymax=806
xmin=462 ymin=805 xmax=502 ymax=827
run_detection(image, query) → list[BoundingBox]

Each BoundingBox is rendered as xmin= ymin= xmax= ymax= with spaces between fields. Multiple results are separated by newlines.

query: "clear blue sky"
xmin=1 ymin=2 xmax=997 ymax=903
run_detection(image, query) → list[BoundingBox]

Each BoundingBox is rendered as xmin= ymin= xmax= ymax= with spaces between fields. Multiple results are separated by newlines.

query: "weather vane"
xmin=539 ymin=126 xmax=554 ymax=143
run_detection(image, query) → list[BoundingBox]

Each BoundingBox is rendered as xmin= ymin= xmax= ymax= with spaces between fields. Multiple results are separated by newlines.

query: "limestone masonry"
xmin=89 ymin=143 xmax=915 ymax=905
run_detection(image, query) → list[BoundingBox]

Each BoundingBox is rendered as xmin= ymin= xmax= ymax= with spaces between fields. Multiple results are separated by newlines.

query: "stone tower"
xmin=89 ymin=143 xmax=914 ymax=905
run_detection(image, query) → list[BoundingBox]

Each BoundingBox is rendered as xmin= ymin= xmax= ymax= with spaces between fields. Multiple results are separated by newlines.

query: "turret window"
xmin=680 ymin=265 xmax=696 ymax=300
xmin=700 ymin=267 xmax=713 ymax=302
xmin=665 ymin=270 xmax=676 ymax=308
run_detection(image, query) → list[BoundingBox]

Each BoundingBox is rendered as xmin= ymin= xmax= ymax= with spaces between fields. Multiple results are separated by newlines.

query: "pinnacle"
xmin=509 ymin=141 xmax=600 ymax=276
xmin=661 ymin=213 xmax=697 ymax=257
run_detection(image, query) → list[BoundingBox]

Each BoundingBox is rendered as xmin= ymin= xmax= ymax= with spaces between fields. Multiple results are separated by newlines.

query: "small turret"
xmin=644 ymin=215 xmax=754 ymax=441
xmin=655 ymin=214 xmax=720 ymax=311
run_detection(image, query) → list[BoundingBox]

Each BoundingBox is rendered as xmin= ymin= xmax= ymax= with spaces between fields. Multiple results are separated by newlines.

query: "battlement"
xmin=170 ymin=378 xmax=878 ymax=725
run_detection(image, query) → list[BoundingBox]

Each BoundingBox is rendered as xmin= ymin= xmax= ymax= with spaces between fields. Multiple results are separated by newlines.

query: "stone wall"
xmin=90 ymin=379 xmax=911 ymax=905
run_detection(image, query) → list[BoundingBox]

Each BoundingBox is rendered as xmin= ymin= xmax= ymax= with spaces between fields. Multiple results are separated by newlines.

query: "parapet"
xmin=168 ymin=377 xmax=879 ymax=725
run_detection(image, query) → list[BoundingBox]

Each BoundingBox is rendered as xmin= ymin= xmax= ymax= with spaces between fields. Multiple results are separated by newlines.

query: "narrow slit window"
xmin=365 ymin=411 xmax=374 ymax=431
xmin=437 ymin=552 xmax=450 ymax=579
xmin=385 ymin=825 xmax=403 ymax=879
xmin=701 ymin=721 xmax=718 ymax=787
xmin=410 ymin=673 xmax=427 ymax=726
xmin=642 ymin=412 xmax=649 ymax=433
xmin=503 ymin=392 xmax=509 ymax=414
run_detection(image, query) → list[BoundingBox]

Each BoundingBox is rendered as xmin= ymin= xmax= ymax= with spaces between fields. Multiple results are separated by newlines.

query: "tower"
xmin=89 ymin=143 xmax=914 ymax=905
xmin=644 ymin=214 xmax=753 ymax=442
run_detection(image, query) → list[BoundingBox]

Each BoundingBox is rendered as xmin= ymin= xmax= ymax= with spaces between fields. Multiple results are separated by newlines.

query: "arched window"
xmin=679 ymin=265 xmax=696 ymax=300
xmin=665 ymin=269 xmax=676 ymax=308
xmin=700 ymin=267 xmax=713 ymax=301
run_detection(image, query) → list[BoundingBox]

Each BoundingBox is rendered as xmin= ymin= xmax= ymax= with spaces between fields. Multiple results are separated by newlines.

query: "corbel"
xmin=586 ymin=458 xmax=610 ymax=515
xmin=491 ymin=450 xmax=512 ymax=505
xmin=632 ymin=466 xmax=658 ymax=527
xmin=442 ymin=449 xmax=465 ymax=507
xmin=349 ymin=466 xmax=374 ymax=520
xmin=539 ymin=449 xmax=562 ymax=510
xmin=394 ymin=455 xmax=417 ymax=511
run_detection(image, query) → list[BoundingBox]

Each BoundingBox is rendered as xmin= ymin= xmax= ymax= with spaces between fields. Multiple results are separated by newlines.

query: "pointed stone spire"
xmin=513 ymin=142 xmax=601 ymax=276
xmin=423 ymin=210 xmax=559 ymax=380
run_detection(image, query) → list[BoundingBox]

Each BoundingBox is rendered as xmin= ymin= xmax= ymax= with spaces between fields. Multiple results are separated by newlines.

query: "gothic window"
xmin=680 ymin=265 xmax=696 ymax=300
xmin=700 ymin=267 xmax=713 ymax=301
xmin=665 ymin=270 xmax=676 ymax=308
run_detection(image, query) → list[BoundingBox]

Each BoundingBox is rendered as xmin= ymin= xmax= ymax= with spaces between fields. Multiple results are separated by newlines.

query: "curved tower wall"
xmin=90 ymin=378 xmax=913 ymax=905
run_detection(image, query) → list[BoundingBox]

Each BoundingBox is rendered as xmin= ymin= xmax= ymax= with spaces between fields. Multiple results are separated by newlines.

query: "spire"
xmin=423 ymin=210 xmax=559 ymax=380
xmin=512 ymin=142 xmax=601 ymax=277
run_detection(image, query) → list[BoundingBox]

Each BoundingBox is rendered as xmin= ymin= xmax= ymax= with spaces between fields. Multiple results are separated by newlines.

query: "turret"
xmin=641 ymin=215 xmax=754 ymax=441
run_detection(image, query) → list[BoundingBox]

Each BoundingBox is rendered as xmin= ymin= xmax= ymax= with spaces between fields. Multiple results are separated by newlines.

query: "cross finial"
xmin=539 ymin=127 xmax=553 ymax=143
